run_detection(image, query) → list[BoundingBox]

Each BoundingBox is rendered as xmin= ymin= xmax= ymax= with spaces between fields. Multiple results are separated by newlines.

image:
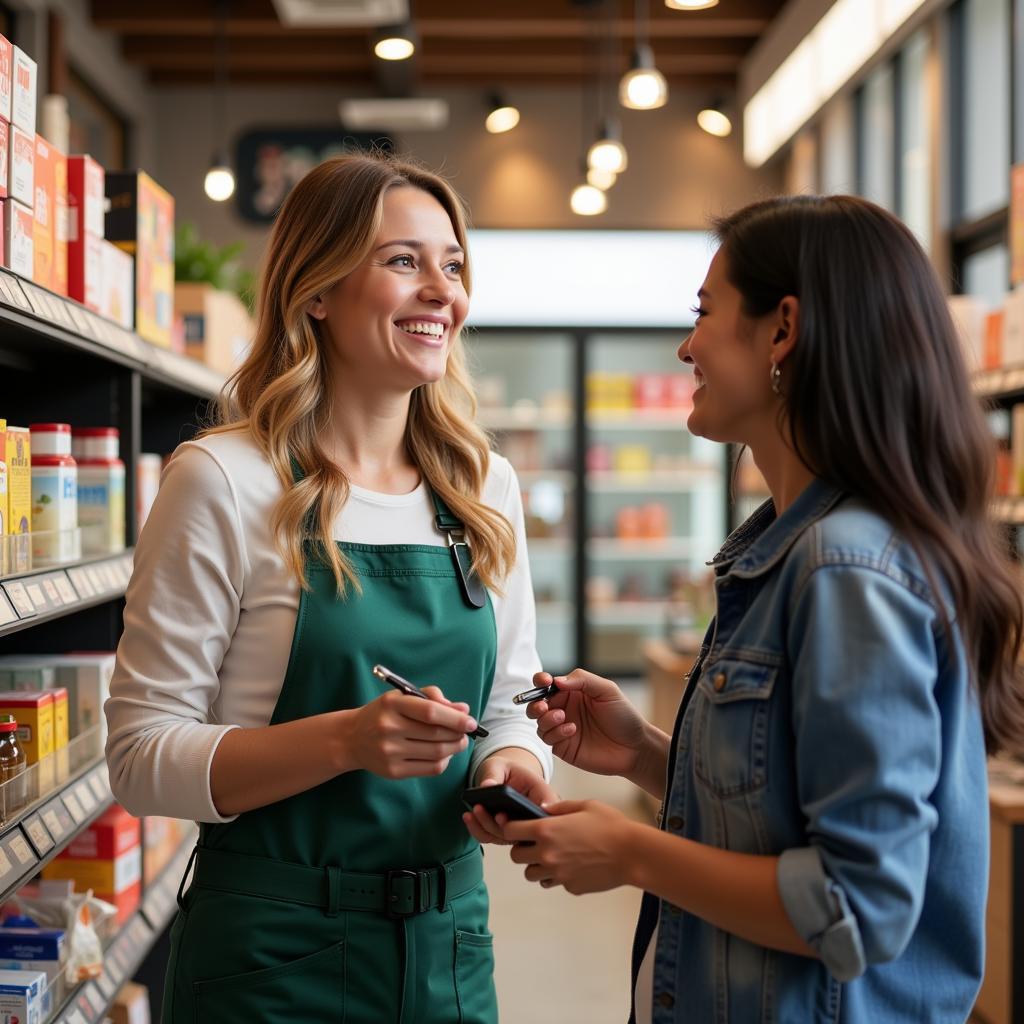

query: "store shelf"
xmin=588 ymin=601 xmax=670 ymax=625
xmin=526 ymin=538 xmax=571 ymax=556
xmin=586 ymin=410 xmax=688 ymax=431
xmin=478 ymin=408 xmax=571 ymax=431
xmin=536 ymin=602 xmax=573 ymax=619
xmin=990 ymin=496 xmax=1024 ymax=524
xmin=516 ymin=470 xmax=575 ymax=487
xmin=587 ymin=468 xmax=717 ymax=492
xmin=588 ymin=538 xmax=696 ymax=560
xmin=0 ymin=551 xmax=134 ymax=639
xmin=973 ymin=364 xmax=1024 ymax=401
xmin=0 ymin=268 xmax=225 ymax=400
xmin=50 ymin=835 xmax=197 ymax=1024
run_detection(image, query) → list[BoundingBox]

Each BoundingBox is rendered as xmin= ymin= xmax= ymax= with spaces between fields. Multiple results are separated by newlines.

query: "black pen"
xmin=372 ymin=664 xmax=489 ymax=739
xmin=512 ymin=682 xmax=561 ymax=705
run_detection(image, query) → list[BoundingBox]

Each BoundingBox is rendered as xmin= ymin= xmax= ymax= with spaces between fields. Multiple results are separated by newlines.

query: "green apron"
xmin=162 ymin=486 xmax=499 ymax=1024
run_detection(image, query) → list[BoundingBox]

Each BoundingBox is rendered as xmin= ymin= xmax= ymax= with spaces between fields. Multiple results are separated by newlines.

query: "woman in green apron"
xmin=105 ymin=153 xmax=555 ymax=1023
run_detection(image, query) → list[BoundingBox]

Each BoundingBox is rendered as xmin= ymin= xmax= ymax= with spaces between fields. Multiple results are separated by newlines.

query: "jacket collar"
xmin=709 ymin=477 xmax=845 ymax=579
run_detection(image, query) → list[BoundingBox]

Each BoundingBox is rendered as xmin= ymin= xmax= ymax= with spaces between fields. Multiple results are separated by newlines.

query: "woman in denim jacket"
xmin=468 ymin=196 xmax=1024 ymax=1022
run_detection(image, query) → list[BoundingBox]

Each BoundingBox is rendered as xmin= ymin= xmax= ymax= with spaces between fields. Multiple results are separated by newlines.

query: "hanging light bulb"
xmin=664 ymin=0 xmax=719 ymax=9
xmin=485 ymin=93 xmax=520 ymax=134
xmin=587 ymin=166 xmax=617 ymax=190
xmin=204 ymin=154 xmax=235 ymax=202
xmin=570 ymin=183 xmax=608 ymax=216
xmin=697 ymin=104 xmax=732 ymax=137
xmin=374 ymin=24 xmax=416 ymax=61
xmin=587 ymin=119 xmax=628 ymax=174
xmin=620 ymin=44 xmax=668 ymax=110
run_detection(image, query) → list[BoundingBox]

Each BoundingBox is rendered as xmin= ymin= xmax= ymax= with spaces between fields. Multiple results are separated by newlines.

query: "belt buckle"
xmin=385 ymin=869 xmax=423 ymax=919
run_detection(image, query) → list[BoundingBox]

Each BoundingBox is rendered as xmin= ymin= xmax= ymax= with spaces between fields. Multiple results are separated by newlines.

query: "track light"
xmin=570 ymin=184 xmax=607 ymax=216
xmin=587 ymin=119 xmax=628 ymax=174
xmin=374 ymin=23 xmax=416 ymax=61
xmin=697 ymin=103 xmax=732 ymax=137
xmin=485 ymin=93 xmax=520 ymax=134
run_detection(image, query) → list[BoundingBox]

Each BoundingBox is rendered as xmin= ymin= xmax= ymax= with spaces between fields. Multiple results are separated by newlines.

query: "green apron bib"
xmin=161 ymin=485 xmax=499 ymax=1024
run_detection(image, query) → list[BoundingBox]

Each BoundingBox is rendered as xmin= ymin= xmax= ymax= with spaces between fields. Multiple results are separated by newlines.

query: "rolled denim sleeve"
xmin=781 ymin=563 xmax=941 ymax=981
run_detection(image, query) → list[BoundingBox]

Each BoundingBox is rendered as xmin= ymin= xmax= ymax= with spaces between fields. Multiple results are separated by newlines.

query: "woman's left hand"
xmin=462 ymin=755 xmax=559 ymax=846
xmin=503 ymin=800 xmax=635 ymax=895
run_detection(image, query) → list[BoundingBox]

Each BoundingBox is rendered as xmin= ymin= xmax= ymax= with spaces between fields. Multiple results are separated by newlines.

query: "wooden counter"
xmin=641 ymin=642 xmax=1024 ymax=1022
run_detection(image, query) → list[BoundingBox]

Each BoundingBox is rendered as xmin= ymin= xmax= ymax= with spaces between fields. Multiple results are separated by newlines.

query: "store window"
xmin=897 ymin=29 xmax=932 ymax=249
xmin=820 ymin=95 xmax=856 ymax=194
xmin=961 ymin=0 xmax=1010 ymax=220
xmin=963 ymin=243 xmax=1010 ymax=308
xmin=857 ymin=62 xmax=896 ymax=210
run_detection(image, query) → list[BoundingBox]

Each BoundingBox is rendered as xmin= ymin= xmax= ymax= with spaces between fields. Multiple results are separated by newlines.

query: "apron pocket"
xmin=193 ymin=940 xmax=345 ymax=1023
xmin=454 ymin=930 xmax=496 ymax=1024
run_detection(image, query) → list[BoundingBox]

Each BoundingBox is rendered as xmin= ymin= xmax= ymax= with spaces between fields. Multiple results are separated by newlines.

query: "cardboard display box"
xmin=11 ymin=47 xmax=34 ymax=135
xmin=31 ymin=133 xmax=54 ymax=290
xmin=175 ymin=282 xmax=254 ymax=374
xmin=100 ymin=238 xmax=134 ymax=330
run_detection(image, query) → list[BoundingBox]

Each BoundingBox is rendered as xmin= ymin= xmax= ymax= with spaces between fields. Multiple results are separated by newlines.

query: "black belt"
xmin=185 ymin=844 xmax=483 ymax=919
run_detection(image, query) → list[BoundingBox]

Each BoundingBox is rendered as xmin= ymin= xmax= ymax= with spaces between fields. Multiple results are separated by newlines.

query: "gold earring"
xmin=770 ymin=362 xmax=782 ymax=395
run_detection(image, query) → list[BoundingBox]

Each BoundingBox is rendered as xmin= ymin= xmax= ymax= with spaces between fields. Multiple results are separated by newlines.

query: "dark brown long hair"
xmin=715 ymin=194 xmax=1024 ymax=756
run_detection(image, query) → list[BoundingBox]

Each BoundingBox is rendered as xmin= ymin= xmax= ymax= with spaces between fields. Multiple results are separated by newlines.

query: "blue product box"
xmin=0 ymin=928 xmax=63 ymax=961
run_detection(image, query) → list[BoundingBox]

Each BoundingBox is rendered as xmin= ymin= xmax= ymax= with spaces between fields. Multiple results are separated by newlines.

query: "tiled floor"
xmin=485 ymin=760 xmax=649 ymax=1024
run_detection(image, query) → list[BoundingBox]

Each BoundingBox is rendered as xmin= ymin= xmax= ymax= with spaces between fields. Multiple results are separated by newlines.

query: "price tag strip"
xmin=66 ymin=568 xmax=94 ymax=599
xmin=25 ymin=581 xmax=48 ymax=610
xmin=75 ymin=781 xmax=97 ymax=816
xmin=23 ymin=813 xmax=54 ymax=856
xmin=62 ymin=789 xmax=87 ymax=825
xmin=88 ymin=770 xmax=109 ymax=803
xmin=0 ymin=593 xmax=16 ymax=627
xmin=52 ymin=574 xmax=77 ymax=605
xmin=1 ymin=581 xmax=35 ymax=618
xmin=6 ymin=830 xmax=36 ymax=867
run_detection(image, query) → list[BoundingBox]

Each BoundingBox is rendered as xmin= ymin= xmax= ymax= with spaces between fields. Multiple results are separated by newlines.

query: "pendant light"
xmin=204 ymin=0 xmax=235 ymax=203
xmin=570 ymin=184 xmax=608 ymax=216
xmin=587 ymin=166 xmax=617 ymax=190
xmin=587 ymin=117 xmax=628 ymax=174
xmin=620 ymin=0 xmax=668 ymax=110
xmin=664 ymin=0 xmax=719 ymax=9
xmin=697 ymin=103 xmax=732 ymax=137
xmin=374 ymin=23 xmax=417 ymax=61
xmin=485 ymin=93 xmax=520 ymax=134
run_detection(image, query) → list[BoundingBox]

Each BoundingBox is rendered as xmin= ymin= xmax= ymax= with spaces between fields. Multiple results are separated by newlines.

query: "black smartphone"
xmin=463 ymin=784 xmax=549 ymax=820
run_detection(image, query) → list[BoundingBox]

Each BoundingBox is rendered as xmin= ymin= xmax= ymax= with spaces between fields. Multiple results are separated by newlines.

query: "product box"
xmin=0 ymin=928 xmax=64 ymax=986
xmin=68 ymin=229 xmax=100 ymax=312
xmin=4 ymin=197 xmax=32 ymax=278
xmin=4 ymin=425 xmax=29 ymax=573
xmin=8 ymin=124 xmax=32 ymax=207
xmin=142 ymin=816 xmax=190 ymax=883
xmin=31 ymin=133 xmax=54 ymax=290
xmin=67 ymin=155 xmax=104 ymax=310
xmin=0 ymin=119 xmax=8 ymax=201
xmin=50 ymin=653 xmax=114 ymax=739
xmin=111 ymin=980 xmax=150 ymax=1024
xmin=0 ymin=36 xmax=12 ymax=125
xmin=0 ymin=658 xmax=56 ymax=690
xmin=0 ymin=967 xmax=48 ymax=1024
xmin=0 ymin=691 xmax=53 ymax=765
xmin=105 ymin=171 xmax=174 ymax=347
xmin=52 ymin=148 xmax=66 ymax=296
xmin=0 ymin=419 xmax=6 ymax=574
xmin=11 ymin=47 xmax=35 ymax=136
xmin=175 ymin=282 xmax=254 ymax=374
xmin=44 ymin=804 xmax=142 ymax=923
xmin=45 ymin=687 xmax=67 ymax=750
xmin=984 ymin=309 xmax=1006 ymax=370
xmin=947 ymin=294 xmax=988 ymax=371
xmin=99 ymin=237 xmax=134 ymax=330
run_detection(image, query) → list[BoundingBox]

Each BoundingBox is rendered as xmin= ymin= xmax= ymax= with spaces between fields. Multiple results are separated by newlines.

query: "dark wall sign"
xmin=234 ymin=128 xmax=393 ymax=223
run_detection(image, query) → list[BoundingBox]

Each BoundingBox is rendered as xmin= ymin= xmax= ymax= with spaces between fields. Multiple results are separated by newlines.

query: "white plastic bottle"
xmin=29 ymin=423 xmax=79 ymax=564
xmin=72 ymin=428 xmax=125 ymax=555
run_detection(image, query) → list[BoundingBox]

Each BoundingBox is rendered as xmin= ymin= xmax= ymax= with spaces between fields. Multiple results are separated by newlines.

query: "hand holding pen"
xmin=373 ymin=664 xmax=489 ymax=738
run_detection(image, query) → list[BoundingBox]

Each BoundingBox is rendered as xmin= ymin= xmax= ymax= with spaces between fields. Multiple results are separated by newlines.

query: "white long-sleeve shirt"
xmin=105 ymin=428 xmax=552 ymax=823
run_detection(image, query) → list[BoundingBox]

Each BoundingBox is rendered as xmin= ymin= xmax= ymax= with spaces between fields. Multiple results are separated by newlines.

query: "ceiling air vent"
xmin=271 ymin=0 xmax=409 ymax=27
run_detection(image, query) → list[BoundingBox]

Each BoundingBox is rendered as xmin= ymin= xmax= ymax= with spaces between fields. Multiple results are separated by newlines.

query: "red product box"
xmin=8 ymin=123 xmax=31 ymax=207
xmin=53 ymin=148 xmax=66 ymax=296
xmin=666 ymin=373 xmax=696 ymax=410
xmin=67 ymin=155 xmax=104 ymax=309
xmin=4 ymin=197 xmax=31 ymax=277
xmin=0 ymin=35 xmax=11 ymax=124
xmin=633 ymin=374 xmax=667 ymax=410
xmin=62 ymin=803 xmax=140 ymax=860
xmin=0 ymin=120 xmax=7 ymax=200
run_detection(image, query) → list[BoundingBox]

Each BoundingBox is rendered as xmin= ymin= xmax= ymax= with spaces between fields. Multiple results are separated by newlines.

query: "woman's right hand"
xmin=345 ymin=687 xmax=474 ymax=779
xmin=526 ymin=669 xmax=652 ymax=779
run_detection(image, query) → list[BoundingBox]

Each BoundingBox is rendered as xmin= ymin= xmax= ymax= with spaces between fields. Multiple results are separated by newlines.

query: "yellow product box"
xmin=0 ymin=690 xmax=52 ymax=764
xmin=5 ymin=425 xmax=29 ymax=573
xmin=43 ymin=686 xmax=67 ymax=749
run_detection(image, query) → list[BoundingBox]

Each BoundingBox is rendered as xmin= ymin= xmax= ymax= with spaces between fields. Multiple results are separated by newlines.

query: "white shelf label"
xmin=63 ymin=791 xmax=86 ymax=824
xmin=66 ymin=568 xmax=93 ymax=598
xmin=0 ymin=595 xmax=16 ymax=626
xmin=0 ymin=847 xmax=13 ymax=878
xmin=25 ymin=817 xmax=53 ymax=853
xmin=53 ymin=574 xmax=77 ymax=604
xmin=97 ymin=971 xmax=115 ymax=999
xmin=25 ymin=582 xmax=47 ymax=609
xmin=85 ymin=566 xmax=104 ymax=592
xmin=41 ymin=577 xmax=62 ymax=605
xmin=66 ymin=1009 xmax=88 ymax=1024
xmin=84 ymin=983 xmax=105 ymax=1014
xmin=75 ymin=781 xmax=97 ymax=815
xmin=41 ymin=808 xmax=63 ymax=837
xmin=2 ymin=581 xmax=34 ymax=618
xmin=88 ymin=772 xmax=108 ymax=802
xmin=9 ymin=833 xmax=33 ymax=865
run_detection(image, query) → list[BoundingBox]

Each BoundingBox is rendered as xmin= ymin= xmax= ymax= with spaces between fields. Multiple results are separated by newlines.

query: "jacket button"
xmin=667 ymin=816 xmax=684 ymax=831
xmin=713 ymin=672 xmax=727 ymax=691
xmin=657 ymin=992 xmax=675 ymax=1009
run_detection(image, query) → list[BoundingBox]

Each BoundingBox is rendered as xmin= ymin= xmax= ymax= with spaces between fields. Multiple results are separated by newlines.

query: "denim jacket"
xmin=634 ymin=478 xmax=988 ymax=1024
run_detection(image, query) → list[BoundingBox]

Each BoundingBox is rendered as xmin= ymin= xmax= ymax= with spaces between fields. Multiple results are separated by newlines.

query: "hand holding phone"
xmin=463 ymin=784 xmax=549 ymax=820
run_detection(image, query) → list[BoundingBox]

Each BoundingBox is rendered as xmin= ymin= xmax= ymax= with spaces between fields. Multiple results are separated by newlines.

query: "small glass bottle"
xmin=0 ymin=713 xmax=27 ymax=820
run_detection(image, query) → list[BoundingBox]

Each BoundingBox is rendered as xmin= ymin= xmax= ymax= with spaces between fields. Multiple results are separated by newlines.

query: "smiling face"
xmin=311 ymin=185 xmax=469 ymax=395
xmin=678 ymin=247 xmax=784 ymax=445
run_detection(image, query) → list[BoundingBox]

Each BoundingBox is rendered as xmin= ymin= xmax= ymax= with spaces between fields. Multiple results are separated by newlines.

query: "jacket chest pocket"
xmin=693 ymin=659 xmax=777 ymax=798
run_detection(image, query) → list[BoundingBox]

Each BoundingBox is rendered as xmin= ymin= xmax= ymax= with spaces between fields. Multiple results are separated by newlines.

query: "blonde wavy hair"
xmin=205 ymin=152 xmax=515 ymax=595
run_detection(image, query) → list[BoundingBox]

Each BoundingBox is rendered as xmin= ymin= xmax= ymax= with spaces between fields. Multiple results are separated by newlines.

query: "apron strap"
xmin=430 ymin=489 xmax=487 ymax=610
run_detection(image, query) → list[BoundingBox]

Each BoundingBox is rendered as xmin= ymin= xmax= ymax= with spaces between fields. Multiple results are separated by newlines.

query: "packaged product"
xmin=29 ymin=423 xmax=78 ymax=565
xmin=49 ymin=653 xmax=114 ymax=739
xmin=0 ymin=120 xmax=8 ymax=201
xmin=73 ymin=429 xmax=125 ymax=555
xmin=110 ymin=980 xmax=150 ymax=1024
xmin=0 ymin=926 xmax=65 ymax=986
xmin=31 ymin=134 xmax=54 ymax=290
xmin=0 ymin=713 xmax=26 ymax=820
xmin=0 ymin=967 xmax=48 ymax=1024
xmin=8 ymin=123 xmax=31 ymax=206
xmin=0 ymin=35 xmax=12 ymax=124
xmin=0 ymin=691 xmax=53 ymax=764
xmin=0 ymin=418 xmax=7 ymax=575
xmin=10 ymin=47 xmax=35 ymax=135
xmin=4 ymin=197 xmax=32 ymax=279
xmin=99 ymin=238 xmax=134 ymax=331
xmin=4 ymin=425 xmax=29 ymax=573
xmin=52 ymin=147 xmax=66 ymax=295
xmin=66 ymin=155 xmax=104 ymax=311
xmin=105 ymin=170 xmax=174 ymax=347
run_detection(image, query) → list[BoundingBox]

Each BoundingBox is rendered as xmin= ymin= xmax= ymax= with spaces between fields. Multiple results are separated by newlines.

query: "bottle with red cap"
xmin=0 ymin=713 xmax=26 ymax=820
xmin=29 ymin=423 xmax=79 ymax=564
xmin=72 ymin=428 xmax=125 ymax=554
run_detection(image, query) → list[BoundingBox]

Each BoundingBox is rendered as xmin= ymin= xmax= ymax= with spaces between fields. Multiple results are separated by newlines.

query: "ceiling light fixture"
xmin=587 ymin=118 xmax=628 ymax=174
xmin=697 ymin=101 xmax=732 ymax=137
xmin=664 ymin=0 xmax=719 ymax=9
xmin=587 ymin=166 xmax=617 ymax=190
xmin=485 ymin=93 xmax=520 ymax=134
xmin=204 ymin=0 xmax=235 ymax=202
xmin=620 ymin=1 xmax=668 ymax=110
xmin=570 ymin=183 xmax=608 ymax=216
xmin=374 ymin=23 xmax=416 ymax=61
